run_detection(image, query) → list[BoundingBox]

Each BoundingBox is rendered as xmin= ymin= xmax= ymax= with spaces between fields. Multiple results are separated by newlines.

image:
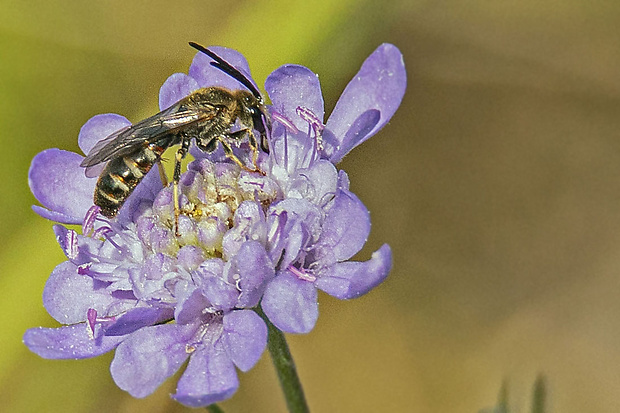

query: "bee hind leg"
xmin=156 ymin=161 xmax=168 ymax=187
xmin=173 ymin=139 xmax=190 ymax=236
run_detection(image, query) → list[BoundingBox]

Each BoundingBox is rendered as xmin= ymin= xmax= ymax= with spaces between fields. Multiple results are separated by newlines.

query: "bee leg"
xmin=156 ymin=161 xmax=168 ymax=187
xmin=173 ymin=138 xmax=190 ymax=236
xmin=246 ymin=130 xmax=260 ymax=169
xmin=219 ymin=130 xmax=260 ymax=173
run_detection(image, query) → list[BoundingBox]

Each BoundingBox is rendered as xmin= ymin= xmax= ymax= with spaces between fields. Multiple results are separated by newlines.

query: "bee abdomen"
xmin=95 ymin=144 xmax=165 ymax=217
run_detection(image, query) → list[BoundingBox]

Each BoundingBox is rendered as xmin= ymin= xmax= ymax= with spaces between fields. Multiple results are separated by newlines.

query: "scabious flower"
xmin=25 ymin=44 xmax=406 ymax=406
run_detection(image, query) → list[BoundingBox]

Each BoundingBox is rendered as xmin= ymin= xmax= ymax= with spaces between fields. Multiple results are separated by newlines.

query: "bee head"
xmin=189 ymin=42 xmax=271 ymax=152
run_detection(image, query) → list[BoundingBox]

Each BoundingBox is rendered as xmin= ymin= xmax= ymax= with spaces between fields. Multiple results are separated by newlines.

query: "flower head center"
xmin=136 ymin=158 xmax=279 ymax=260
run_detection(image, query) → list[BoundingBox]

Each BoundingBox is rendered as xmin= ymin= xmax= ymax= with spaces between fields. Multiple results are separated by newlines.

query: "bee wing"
xmin=80 ymin=103 xmax=219 ymax=175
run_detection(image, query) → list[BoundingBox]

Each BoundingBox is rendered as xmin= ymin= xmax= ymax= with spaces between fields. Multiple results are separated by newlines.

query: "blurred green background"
xmin=2 ymin=0 xmax=620 ymax=411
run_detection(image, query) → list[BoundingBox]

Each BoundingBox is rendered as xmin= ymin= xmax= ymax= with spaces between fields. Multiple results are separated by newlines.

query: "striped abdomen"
xmin=94 ymin=143 xmax=167 ymax=217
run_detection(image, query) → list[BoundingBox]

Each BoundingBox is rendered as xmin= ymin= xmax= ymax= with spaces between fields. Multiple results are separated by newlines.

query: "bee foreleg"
xmin=219 ymin=130 xmax=260 ymax=172
xmin=173 ymin=138 xmax=190 ymax=236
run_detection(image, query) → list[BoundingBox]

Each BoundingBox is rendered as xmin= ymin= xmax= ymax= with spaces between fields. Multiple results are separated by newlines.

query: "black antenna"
xmin=188 ymin=42 xmax=262 ymax=100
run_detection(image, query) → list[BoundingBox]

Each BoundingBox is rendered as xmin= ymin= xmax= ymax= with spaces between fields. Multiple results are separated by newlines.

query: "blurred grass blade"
xmin=531 ymin=375 xmax=547 ymax=413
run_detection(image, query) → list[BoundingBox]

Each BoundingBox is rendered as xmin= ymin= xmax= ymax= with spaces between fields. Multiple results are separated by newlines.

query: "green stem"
xmin=206 ymin=403 xmax=224 ymax=413
xmin=258 ymin=307 xmax=310 ymax=413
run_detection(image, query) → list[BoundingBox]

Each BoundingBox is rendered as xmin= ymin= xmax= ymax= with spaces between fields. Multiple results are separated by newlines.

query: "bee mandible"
xmin=80 ymin=42 xmax=270 ymax=234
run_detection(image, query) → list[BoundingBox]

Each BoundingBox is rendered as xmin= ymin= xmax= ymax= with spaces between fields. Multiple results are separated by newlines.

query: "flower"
xmin=25 ymin=44 xmax=406 ymax=405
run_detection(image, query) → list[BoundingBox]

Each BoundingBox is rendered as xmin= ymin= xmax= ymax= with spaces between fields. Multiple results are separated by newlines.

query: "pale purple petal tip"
xmin=110 ymin=324 xmax=196 ymax=398
xmin=78 ymin=113 xmax=131 ymax=155
xmin=265 ymin=65 xmax=324 ymax=132
xmin=159 ymin=73 xmax=200 ymax=111
xmin=317 ymin=189 xmax=371 ymax=262
xmin=315 ymin=244 xmax=392 ymax=299
xmin=23 ymin=324 xmax=124 ymax=359
xmin=222 ymin=310 xmax=267 ymax=372
xmin=261 ymin=271 xmax=318 ymax=334
xmin=43 ymin=261 xmax=119 ymax=324
xmin=29 ymin=149 xmax=96 ymax=224
xmin=189 ymin=46 xmax=253 ymax=91
xmin=173 ymin=343 xmax=239 ymax=407
xmin=325 ymin=43 xmax=406 ymax=162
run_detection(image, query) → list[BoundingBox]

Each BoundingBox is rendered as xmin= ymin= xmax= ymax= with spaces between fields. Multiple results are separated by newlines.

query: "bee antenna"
xmin=188 ymin=42 xmax=262 ymax=101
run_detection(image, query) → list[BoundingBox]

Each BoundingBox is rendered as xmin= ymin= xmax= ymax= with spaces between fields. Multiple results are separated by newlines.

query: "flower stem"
xmin=258 ymin=307 xmax=310 ymax=413
xmin=206 ymin=404 xmax=224 ymax=413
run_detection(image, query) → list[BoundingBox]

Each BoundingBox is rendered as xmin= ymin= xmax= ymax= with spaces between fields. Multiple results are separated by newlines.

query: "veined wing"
xmin=80 ymin=102 xmax=219 ymax=168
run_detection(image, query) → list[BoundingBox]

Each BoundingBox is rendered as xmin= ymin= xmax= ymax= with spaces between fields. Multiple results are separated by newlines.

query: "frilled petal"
xmin=110 ymin=323 xmax=197 ymax=398
xmin=261 ymin=270 xmax=318 ymax=334
xmin=265 ymin=65 xmax=324 ymax=132
xmin=189 ymin=46 xmax=254 ymax=91
xmin=221 ymin=310 xmax=267 ymax=372
xmin=43 ymin=261 xmax=131 ymax=324
xmin=173 ymin=341 xmax=239 ymax=407
xmin=29 ymin=149 xmax=95 ymax=224
xmin=78 ymin=113 xmax=132 ymax=155
xmin=159 ymin=73 xmax=200 ymax=110
xmin=315 ymin=189 xmax=370 ymax=263
xmin=325 ymin=44 xmax=406 ymax=162
xmin=315 ymin=244 xmax=392 ymax=299
xmin=23 ymin=324 xmax=124 ymax=359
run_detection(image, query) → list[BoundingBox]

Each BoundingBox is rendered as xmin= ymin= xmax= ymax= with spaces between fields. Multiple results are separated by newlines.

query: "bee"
xmin=80 ymin=42 xmax=270 ymax=234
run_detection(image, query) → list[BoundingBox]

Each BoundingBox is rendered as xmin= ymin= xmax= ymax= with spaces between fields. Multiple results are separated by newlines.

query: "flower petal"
xmin=265 ymin=65 xmax=324 ymax=132
xmin=268 ymin=129 xmax=317 ymax=176
xmin=110 ymin=323 xmax=196 ymax=398
xmin=222 ymin=201 xmax=267 ymax=260
xmin=173 ymin=341 xmax=239 ymax=407
xmin=222 ymin=310 xmax=267 ymax=371
xmin=174 ymin=282 xmax=212 ymax=324
xmin=43 ymin=261 xmax=129 ymax=324
xmin=327 ymin=109 xmax=380 ymax=163
xmin=261 ymin=270 xmax=318 ymax=334
xmin=194 ymin=259 xmax=239 ymax=312
xmin=189 ymin=46 xmax=254 ymax=91
xmin=78 ymin=113 xmax=132 ymax=156
xmin=231 ymin=241 xmax=274 ymax=308
xmin=267 ymin=198 xmax=323 ymax=269
xmin=288 ymin=159 xmax=338 ymax=206
xmin=104 ymin=307 xmax=174 ymax=336
xmin=315 ymin=244 xmax=392 ymax=299
xmin=23 ymin=324 xmax=124 ymax=359
xmin=115 ymin=167 xmax=163 ymax=227
xmin=29 ymin=149 xmax=95 ymax=224
xmin=325 ymin=44 xmax=406 ymax=162
xmin=159 ymin=73 xmax=200 ymax=110
xmin=316 ymin=189 xmax=370 ymax=263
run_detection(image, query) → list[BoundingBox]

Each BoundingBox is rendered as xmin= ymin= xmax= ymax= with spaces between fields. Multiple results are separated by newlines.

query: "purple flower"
xmin=25 ymin=44 xmax=405 ymax=405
